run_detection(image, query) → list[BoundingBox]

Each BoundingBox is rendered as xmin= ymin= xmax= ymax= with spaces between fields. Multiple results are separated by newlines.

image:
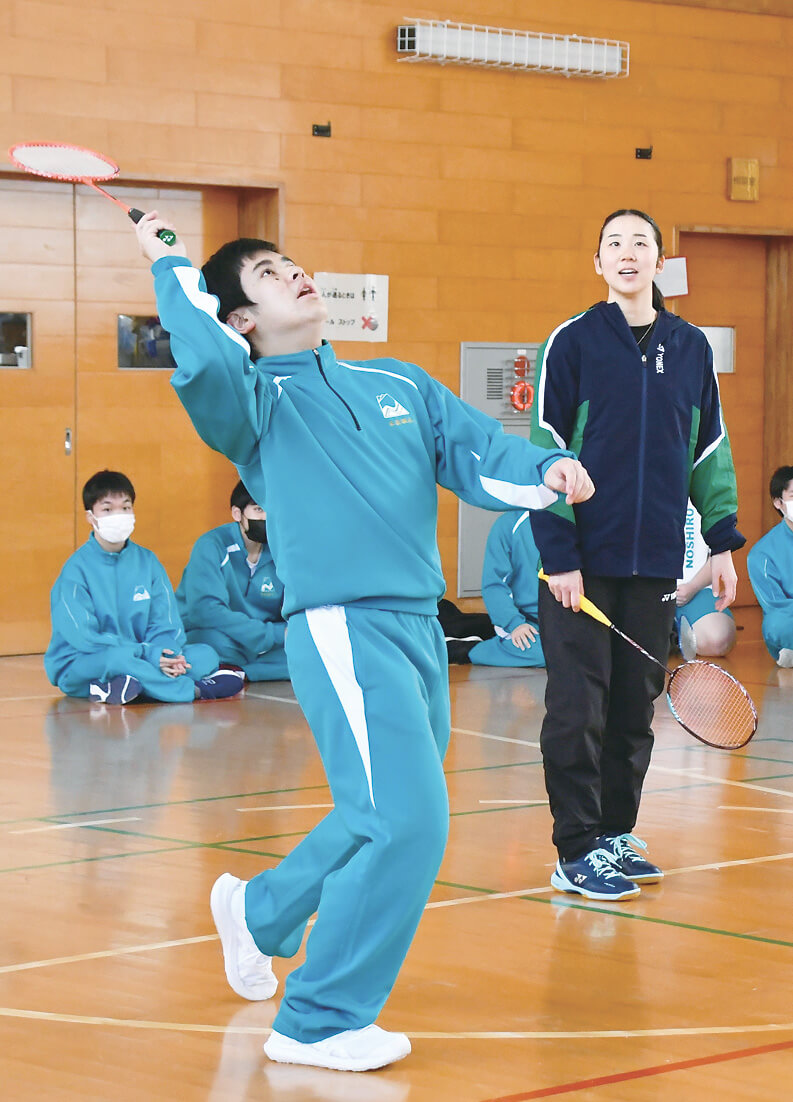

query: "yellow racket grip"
xmin=537 ymin=570 xmax=613 ymax=628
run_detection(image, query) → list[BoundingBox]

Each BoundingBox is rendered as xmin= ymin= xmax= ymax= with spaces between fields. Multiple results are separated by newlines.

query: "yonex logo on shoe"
xmin=377 ymin=393 xmax=409 ymax=418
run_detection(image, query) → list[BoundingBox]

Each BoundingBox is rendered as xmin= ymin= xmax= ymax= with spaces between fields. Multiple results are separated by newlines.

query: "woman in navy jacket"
xmin=530 ymin=209 xmax=744 ymax=901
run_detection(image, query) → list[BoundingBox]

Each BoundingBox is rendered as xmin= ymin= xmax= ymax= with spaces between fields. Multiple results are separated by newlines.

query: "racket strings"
xmin=10 ymin=143 xmax=118 ymax=181
xmin=667 ymin=661 xmax=757 ymax=749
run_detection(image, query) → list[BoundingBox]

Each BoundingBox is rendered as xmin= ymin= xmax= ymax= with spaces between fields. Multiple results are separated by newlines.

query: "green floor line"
xmin=446 ymin=759 xmax=542 ymax=775
xmin=451 ymin=802 xmax=548 ymax=818
xmin=525 ymin=895 xmax=793 ymax=950
xmin=0 ymin=844 xmax=199 ymax=875
xmin=742 ymin=773 xmax=793 ymax=783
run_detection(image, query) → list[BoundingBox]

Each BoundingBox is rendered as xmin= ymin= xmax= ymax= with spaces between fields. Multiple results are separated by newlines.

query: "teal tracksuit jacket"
xmin=152 ymin=253 xmax=573 ymax=1043
xmin=469 ymin=510 xmax=545 ymax=667
xmin=747 ymin=520 xmax=793 ymax=658
xmin=44 ymin=535 xmax=217 ymax=702
xmin=176 ymin=522 xmax=289 ymax=680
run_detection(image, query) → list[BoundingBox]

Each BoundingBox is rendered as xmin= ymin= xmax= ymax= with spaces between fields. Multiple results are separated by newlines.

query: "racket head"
xmin=9 ymin=142 xmax=120 ymax=183
xmin=666 ymin=660 xmax=758 ymax=750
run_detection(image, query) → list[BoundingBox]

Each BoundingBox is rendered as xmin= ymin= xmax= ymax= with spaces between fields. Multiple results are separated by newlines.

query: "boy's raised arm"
xmin=133 ymin=211 xmax=272 ymax=467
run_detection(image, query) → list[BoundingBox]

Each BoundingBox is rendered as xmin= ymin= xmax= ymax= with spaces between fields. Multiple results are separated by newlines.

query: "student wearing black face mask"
xmin=176 ymin=480 xmax=289 ymax=681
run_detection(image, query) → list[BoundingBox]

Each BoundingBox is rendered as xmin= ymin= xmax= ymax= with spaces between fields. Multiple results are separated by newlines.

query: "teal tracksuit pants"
xmin=244 ymin=605 xmax=450 ymax=1043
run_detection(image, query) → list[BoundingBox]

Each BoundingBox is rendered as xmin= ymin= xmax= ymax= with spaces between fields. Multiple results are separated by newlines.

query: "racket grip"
xmin=127 ymin=208 xmax=176 ymax=246
xmin=538 ymin=570 xmax=613 ymax=628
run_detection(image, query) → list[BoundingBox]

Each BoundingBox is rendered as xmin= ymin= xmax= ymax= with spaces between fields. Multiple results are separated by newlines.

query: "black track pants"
xmin=537 ymin=575 xmax=677 ymax=861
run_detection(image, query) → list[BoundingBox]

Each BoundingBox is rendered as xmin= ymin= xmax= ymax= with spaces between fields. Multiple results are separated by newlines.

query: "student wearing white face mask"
xmin=44 ymin=469 xmax=244 ymax=704
xmin=747 ymin=465 xmax=793 ymax=668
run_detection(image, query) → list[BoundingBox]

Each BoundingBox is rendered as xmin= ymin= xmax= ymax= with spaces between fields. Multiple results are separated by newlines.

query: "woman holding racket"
xmin=530 ymin=209 xmax=744 ymax=901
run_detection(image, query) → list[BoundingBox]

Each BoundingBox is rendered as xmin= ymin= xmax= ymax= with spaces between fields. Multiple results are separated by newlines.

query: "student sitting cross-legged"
xmin=44 ymin=469 xmax=244 ymax=705
xmin=451 ymin=510 xmax=545 ymax=667
xmin=176 ymin=480 xmax=289 ymax=682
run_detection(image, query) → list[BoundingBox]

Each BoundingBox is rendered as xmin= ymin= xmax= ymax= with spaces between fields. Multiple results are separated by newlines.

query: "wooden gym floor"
xmin=1 ymin=613 xmax=792 ymax=1101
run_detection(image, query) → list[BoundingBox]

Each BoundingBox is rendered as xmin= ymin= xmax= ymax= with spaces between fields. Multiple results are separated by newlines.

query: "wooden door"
xmin=0 ymin=178 xmax=77 ymax=654
xmin=0 ymin=179 xmax=279 ymax=655
xmin=678 ymin=232 xmax=766 ymax=607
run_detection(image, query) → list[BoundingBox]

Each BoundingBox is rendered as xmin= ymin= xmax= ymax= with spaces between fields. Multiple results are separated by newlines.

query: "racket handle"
xmin=538 ymin=570 xmax=613 ymax=628
xmin=127 ymin=208 xmax=177 ymax=246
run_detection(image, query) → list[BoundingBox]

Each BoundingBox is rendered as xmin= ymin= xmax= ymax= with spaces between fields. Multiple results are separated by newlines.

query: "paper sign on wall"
xmin=654 ymin=256 xmax=688 ymax=298
xmin=314 ymin=273 xmax=389 ymax=342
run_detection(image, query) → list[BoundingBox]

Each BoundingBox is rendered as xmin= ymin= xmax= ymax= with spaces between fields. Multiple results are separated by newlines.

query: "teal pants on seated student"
xmin=185 ymin=627 xmax=290 ymax=681
xmin=243 ymin=605 xmax=450 ymax=1044
xmin=469 ymin=630 xmax=545 ymax=667
xmin=56 ymin=643 xmax=218 ymax=703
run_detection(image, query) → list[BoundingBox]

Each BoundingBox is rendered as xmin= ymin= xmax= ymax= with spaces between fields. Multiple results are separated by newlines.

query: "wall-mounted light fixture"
xmin=396 ymin=19 xmax=629 ymax=79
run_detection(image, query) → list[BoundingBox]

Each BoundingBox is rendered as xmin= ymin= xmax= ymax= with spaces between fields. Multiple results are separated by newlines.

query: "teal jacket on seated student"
xmin=45 ymin=534 xmax=218 ymax=702
xmin=176 ymin=522 xmax=289 ymax=681
xmin=469 ymin=510 xmax=545 ymax=668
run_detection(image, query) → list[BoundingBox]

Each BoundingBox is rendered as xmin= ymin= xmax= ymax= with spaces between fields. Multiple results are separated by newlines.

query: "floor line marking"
xmin=236 ymin=804 xmax=334 ymax=813
xmin=10 ymin=817 xmax=142 ymax=835
xmin=4 ymin=849 xmax=793 ymax=974
xmin=0 ymin=1006 xmax=791 ymax=1041
xmin=0 ymin=694 xmax=62 ymax=703
xmin=0 ymin=935 xmax=218 ymax=974
xmin=478 ymin=800 xmax=548 ymax=806
xmin=718 ymin=805 xmax=793 ymax=814
xmin=244 ymin=692 xmax=298 ymax=704
xmin=481 ymin=1036 xmax=793 ymax=1100
xmin=650 ymin=764 xmax=793 ymax=799
xmin=453 ymin=727 xmax=540 ymax=748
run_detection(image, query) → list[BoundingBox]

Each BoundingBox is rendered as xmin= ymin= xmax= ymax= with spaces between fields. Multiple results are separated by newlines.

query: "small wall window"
xmin=118 ymin=315 xmax=175 ymax=370
xmin=0 ymin=312 xmax=32 ymax=368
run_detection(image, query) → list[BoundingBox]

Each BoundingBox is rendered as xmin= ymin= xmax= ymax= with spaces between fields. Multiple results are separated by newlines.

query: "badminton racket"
xmin=538 ymin=572 xmax=757 ymax=749
xmin=8 ymin=142 xmax=176 ymax=245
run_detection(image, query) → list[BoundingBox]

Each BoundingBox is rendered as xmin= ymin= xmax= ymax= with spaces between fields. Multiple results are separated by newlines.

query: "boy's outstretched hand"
xmin=543 ymin=458 xmax=594 ymax=504
xmin=135 ymin=210 xmax=188 ymax=264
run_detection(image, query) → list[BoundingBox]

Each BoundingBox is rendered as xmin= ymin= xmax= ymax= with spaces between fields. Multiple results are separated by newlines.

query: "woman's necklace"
xmin=634 ymin=315 xmax=656 ymax=344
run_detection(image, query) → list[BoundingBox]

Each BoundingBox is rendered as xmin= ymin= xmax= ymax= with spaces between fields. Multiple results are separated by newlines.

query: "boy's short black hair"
xmin=201 ymin=238 xmax=279 ymax=324
xmin=230 ymin=479 xmax=256 ymax=512
xmin=82 ymin=470 xmax=136 ymax=511
xmin=770 ymin=465 xmax=793 ymax=505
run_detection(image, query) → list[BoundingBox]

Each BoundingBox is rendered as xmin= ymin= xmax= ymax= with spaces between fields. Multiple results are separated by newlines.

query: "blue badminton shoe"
xmin=89 ymin=675 xmax=142 ymax=705
xmin=551 ymin=847 xmax=640 ymax=900
xmin=195 ymin=669 xmax=245 ymax=701
xmin=596 ymin=833 xmax=663 ymax=883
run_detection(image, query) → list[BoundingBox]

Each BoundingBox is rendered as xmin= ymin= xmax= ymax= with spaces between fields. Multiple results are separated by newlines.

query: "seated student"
xmin=451 ymin=510 xmax=545 ymax=667
xmin=747 ymin=465 xmax=793 ymax=668
xmin=437 ymin=597 xmax=495 ymax=665
xmin=675 ymin=501 xmax=736 ymax=660
xmin=176 ymin=480 xmax=289 ymax=681
xmin=44 ymin=470 xmax=244 ymax=705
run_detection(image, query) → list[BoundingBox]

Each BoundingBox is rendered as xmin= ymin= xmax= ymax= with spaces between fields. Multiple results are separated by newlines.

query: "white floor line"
xmin=4 ymin=848 xmax=792 ymax=978
xmin=718 ymin=805 xmax=793 ymax=814
xmin=0 ymin=1005 xmax=791 ymax=1041
xmin=651 ymin=764 xmax=793 ymax=800
xmin=452 ymin=726 xmax=540 ymax=748
xmin=10 ymin=816 xmax=142 ymax=835
xmin=0 ymin=694 xmax=62 ymax=703
xmin=236 ymin=804 xmax=334 ymax=813
xmin=244 ymin=692 xmax=298 ymax=705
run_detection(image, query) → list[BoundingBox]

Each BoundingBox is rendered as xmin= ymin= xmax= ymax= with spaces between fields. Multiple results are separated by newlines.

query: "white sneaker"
xmin=679 ymin=617 xmax=698 ymax=662
xmin=210 ymin=873 xmax=277 ymax=1000
xmin=264 ymin=1024 xmax=411 ymax=1072
xmin=777 ymin=648 xmax=793 ymax=668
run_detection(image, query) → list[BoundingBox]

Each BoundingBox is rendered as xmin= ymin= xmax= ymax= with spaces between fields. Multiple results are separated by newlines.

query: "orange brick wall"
xmin=3 ymin=0 xmax=793 ymax=599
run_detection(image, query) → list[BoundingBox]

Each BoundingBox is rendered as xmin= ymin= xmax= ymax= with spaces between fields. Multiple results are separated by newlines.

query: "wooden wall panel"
xmin=679 ymin=232 xmax=767 ymax=608
xmin=2 ymin=0 xmax=793 ymax=601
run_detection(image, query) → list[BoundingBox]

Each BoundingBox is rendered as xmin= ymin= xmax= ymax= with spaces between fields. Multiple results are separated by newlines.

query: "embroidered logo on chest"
xmin=655 ymin=344 xmax=665 ymax=374
xmin=261 ymin=578 xmax=274 ymax=594
xmin=132 ymin=586 xmax=151 ymax=602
